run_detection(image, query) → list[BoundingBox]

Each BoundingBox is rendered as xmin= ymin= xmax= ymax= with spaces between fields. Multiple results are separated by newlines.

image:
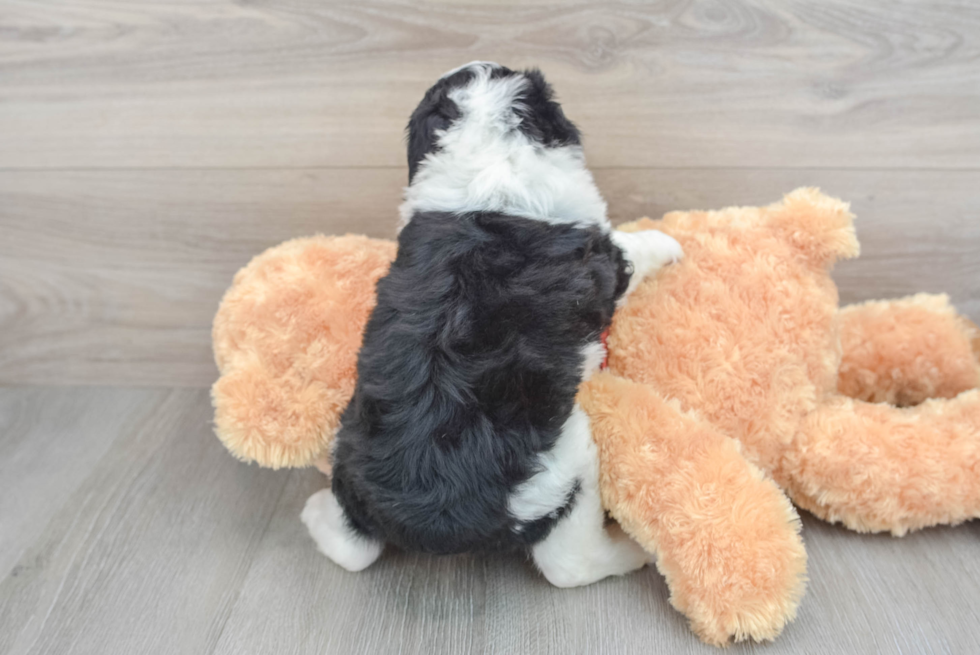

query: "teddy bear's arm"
xmin=579 ymin=372 xmax=807 ymax=647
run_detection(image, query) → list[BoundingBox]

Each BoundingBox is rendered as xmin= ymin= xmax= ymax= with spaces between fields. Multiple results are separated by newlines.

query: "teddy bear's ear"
xmin=764 ymin=188 xmax=860 ymax=267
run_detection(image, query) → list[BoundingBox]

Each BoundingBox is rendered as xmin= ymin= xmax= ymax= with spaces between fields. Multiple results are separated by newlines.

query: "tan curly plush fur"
xmin=212 ymin=235 xmax=396 ymax=469
xmin=212 ymin=189 xmax=980 ymax=646
xmin=579 ymin=188 xmax=980 ymax=643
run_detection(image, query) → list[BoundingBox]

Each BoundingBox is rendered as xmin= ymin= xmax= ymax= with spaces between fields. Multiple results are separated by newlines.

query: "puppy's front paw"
xmin=611 ymin=229 xmax=685 ymax=303
xmin=634 ymin=230 xmax=684 ymax=268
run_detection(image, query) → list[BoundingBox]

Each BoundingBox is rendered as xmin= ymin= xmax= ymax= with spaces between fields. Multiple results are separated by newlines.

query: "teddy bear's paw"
xmin=301 ymin=488 xmax=384 ymax=572
xmin=684 ymin=591 xmax=803 ymax=647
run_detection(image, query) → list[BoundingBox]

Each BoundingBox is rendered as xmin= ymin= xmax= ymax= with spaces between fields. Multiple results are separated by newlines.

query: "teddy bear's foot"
xmin=838 ymin=293 xmax=980 ymax=406
xmin=783 ymin=390 xmax=980 ymax=535
xmin=301 ymin=488 xmax=384 ymax=572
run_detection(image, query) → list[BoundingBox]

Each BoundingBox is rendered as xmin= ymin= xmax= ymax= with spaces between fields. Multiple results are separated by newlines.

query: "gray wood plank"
xmin=1 ymin=386 xmax=977 ymax=654
xmin=212 ymin=470 xmax=491 ymax=655
xmin=0 ymin=386 xmax=169 ymax=577
xmin=778 ymin=519 xmax=980 ymax=655
xmin=0 ymin=387 xmax=290 ymax=655
xmin=215 ymin=468 xmax=980 ymax=655
xmin=1 ymin=1 xmax=979 ymax=169
xmin=2 ymin=168 xmax=977 ymax=387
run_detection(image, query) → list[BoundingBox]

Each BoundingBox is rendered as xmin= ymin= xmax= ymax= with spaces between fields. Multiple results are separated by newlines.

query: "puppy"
xmin=302 ymin=62 xmax=682 ymax=587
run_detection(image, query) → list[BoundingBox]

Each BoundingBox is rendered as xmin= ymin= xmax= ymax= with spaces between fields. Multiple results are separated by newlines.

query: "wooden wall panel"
xmin=1 ymin=168 xmax=976 ymax=386
xmin=1 ymin=1 xmax=978 ymax=169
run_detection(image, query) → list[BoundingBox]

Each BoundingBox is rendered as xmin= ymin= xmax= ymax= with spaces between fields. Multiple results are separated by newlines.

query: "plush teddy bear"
xmin=211 ymin=188 xmax=980 ymax=646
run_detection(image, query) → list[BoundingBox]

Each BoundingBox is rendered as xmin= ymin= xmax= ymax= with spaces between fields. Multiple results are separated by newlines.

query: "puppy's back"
xmin=331 ymin=210 xmax=628 ymax=554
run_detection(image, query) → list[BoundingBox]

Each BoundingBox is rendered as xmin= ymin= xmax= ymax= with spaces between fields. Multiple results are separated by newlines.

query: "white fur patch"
xmin=580 ymin=340 xmax=607 ymax=381
xmin=400 ymin=64 xmax=609 ymax=230
xmin=532 ymin=479 xmax=650 ymax=588
xmin=507 ymin=405 xmax=595 ymax=523
xmin=302 ymin=488 xmax=384 ymax=572
xmin=610 ymin=229 xmax=684 ymax=302
xmin=512 ymin=405 xmax=650 ymax=587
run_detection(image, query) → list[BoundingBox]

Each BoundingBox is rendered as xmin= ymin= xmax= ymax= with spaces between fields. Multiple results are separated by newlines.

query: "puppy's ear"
xmin=406 ymin=70 xmax=471 ymax=182
xmin=515 ymin=68 xmax=581 ymax=148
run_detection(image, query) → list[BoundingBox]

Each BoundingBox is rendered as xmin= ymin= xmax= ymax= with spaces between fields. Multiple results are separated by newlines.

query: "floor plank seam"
xmin=205 ymin=468 xmax=294 ymax=655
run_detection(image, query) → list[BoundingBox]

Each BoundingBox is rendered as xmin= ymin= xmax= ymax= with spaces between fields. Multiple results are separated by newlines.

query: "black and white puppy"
xmin=302 ymin=62 xmax=682 ymax=587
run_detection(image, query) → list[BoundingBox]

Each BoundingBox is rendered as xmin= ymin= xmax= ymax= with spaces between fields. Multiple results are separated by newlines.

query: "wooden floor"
xmin=1 ymin=1 xmax=978 ymax=653
xmin=1 ymin=387 xmax=979 ymax=655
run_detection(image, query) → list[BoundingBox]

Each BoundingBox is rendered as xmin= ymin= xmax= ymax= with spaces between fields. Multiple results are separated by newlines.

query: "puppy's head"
xmin=401 ymin=62 xmax=604 ymax=228
xmin=406 ymin=62 xmax=582 ymax=182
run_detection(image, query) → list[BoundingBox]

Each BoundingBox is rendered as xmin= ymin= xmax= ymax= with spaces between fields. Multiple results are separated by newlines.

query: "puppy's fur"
xmin=303 ymin=62 xmax=681 ymax=586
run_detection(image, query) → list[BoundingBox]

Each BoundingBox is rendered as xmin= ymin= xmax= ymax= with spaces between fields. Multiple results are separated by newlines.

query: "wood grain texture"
xmin=220 ymin=501 xmax=980 ymax=655
xmin=2 ymin=387 xmax=977 ymax=655
xmin=0 ymin=387 xmax=289 ymax=655
xmin=1 ymin=1 xmax=979 ymax=169
xmin=0 ymin=386 xmax=167 ymax=576
xmin=1 ymin=168 xmax=977 ymax=386
xmin=0 ymin=168 xmax=404 ymax=386
xmin=1 ymin=1 xmax=978 ymax=387
xmin=1 ymin=2 xmax=978 ymax=652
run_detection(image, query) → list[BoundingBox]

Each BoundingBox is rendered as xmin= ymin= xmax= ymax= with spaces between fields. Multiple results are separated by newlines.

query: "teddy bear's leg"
xmin=837 ymin=294 xmax=980 ymax=406
xmin=301 ymin=488 xmax=384 ymax=572
xmin=610 ymin=229 xmax=684 ymax=302
xmin=781 ymin=390 xmax=980 ymax=535
xmin=579 ymin=372 xmax=807 ymax=646
xmin=529 ymin=406 xmax=651 ymax=588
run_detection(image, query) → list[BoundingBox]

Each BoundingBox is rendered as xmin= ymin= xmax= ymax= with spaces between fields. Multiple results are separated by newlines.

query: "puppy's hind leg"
xmin=529 ymin=406 xmax=651 ymax=588
xmin=301 ymin=488 xmax=384 ymax=572
xmin=610 ymin=229 xmax=683 ymax=301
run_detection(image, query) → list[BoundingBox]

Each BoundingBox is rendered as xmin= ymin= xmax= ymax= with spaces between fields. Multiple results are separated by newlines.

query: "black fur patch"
xmin=405 ymin=67 xmax=475 ymax=183
xmin=514 ymin=68 xmax=582 ymax=148
xmin=515 ymin=479 xmax=582 ymax=545
xmin=331 ymin=211 xmax=630 ymax=554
